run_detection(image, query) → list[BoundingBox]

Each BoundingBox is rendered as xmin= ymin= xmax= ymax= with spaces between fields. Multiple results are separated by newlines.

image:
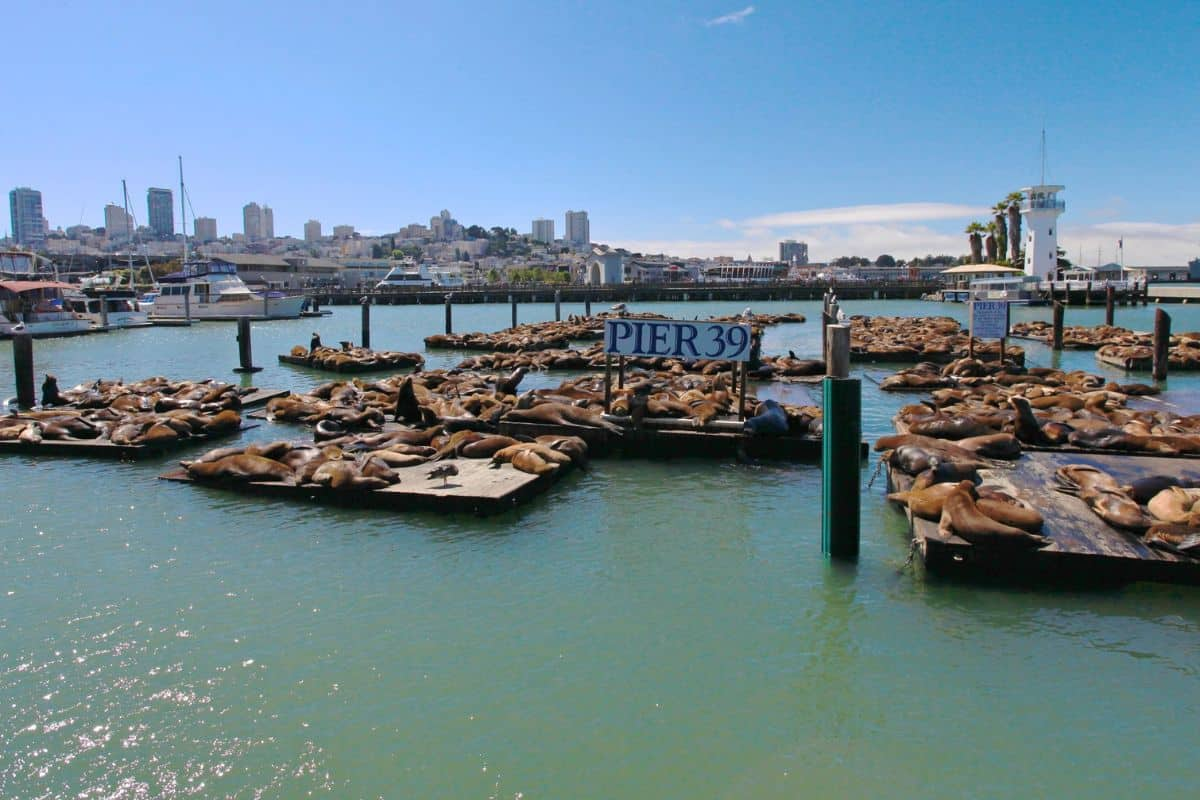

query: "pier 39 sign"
xmin=604 ymin=318 xmax=752 ymax=362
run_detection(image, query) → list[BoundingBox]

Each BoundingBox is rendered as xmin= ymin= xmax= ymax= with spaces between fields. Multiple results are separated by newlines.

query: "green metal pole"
xmin=822 ymin=376 xmax=861 ymax=559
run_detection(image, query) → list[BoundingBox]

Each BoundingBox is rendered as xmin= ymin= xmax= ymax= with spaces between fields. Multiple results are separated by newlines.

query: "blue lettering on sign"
xmin=605 ymin=318 xmax=752 ymax=362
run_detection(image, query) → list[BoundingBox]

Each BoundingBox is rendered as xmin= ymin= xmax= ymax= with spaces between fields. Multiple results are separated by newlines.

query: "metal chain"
xmin=866 ymin=454 xmax=885 ymax=490
xmin=902 ymin=536 xmax=919 ymax=569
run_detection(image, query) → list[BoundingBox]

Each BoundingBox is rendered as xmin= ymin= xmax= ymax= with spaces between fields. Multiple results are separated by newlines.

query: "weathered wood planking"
xmin=887 ymin=451 xmax=1200 ymax=584
xmin=0 ymin=424 xmax=257 ymax=461
xmin=277 ymin=354 xmax=422 ymax=374
xmin=159 ymin=457 xmax=563 ymax=515
xmin=240 ymin=388 xmax=289 ymax=407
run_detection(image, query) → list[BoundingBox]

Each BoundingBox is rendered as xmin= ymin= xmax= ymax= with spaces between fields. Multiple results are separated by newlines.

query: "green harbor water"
xmin=2 ymin=299 xmax=1199 ymax=798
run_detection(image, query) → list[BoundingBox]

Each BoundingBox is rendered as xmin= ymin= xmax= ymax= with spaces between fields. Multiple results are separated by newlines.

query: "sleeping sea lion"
xmin=908 ymin=416 xmax=996 ymax=441
xmin=503 ymin=402 xmax=624 ymax=434
xmin=187 ymin=454 xmax=295 ymax=484
xmin=973 ymin=486 xmax=1044 ymax=533
xmin=311 ymin=460 xmax=389 ymax=491
xmin=510 ymin=449 xmax=559 ymax=476
xmin=938 ymin=482 xmax=1051 ymax=548
xmin=1146 ymin=487 xmax=1200 ymax=525
xmin=886 ymin=481 xmax=965 ymax=520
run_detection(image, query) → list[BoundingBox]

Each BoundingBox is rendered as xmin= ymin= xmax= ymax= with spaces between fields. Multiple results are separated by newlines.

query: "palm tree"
xmin=984 ymin=222 xmax=998 ymax=262
xmin=1005 ymin=192 xmax=1023 ymax=264
xmin=992 ymin=201 xmax=1008 ymax=261
xmin=965 ymin=221 xmax=986 ymax=264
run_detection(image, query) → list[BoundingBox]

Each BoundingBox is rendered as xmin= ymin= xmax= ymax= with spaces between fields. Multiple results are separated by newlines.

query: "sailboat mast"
xmin=1040 ymin=129 xmax=1046 ymax=185
xmin=121 ymin=179 xmax=135 ymax=284
xmin=179 ymin=156 xmax=188 ymax=263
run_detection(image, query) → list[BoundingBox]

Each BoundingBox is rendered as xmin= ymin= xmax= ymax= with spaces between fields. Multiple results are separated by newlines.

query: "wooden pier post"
xmin=234 ymin=316 xmax=262 ymax=373
xmin=554 ymin=289 xmax=561 ymax=322
xmin=360 ymin=299 xmax=371 ymax=349
xmin=585 ymin=297 xmax=592 ymax=317
xmin=822 ymin=323 xmax=859 ymax=560
xmin=12 ymin=333 xmax=35 ymax=408
xmin=1105 ymin=285 xmax=1115 ymax=326
xmin=604 ymin=354 xmax=612 ymax=412
xmin=1086 ymin=281 xmax=1092 ymax=306
xmin=1052 ymin=302 xmax=1064 ymax=351
xmin=184 ymin=288 xmax=191 ymax=323
xmin=510 ymin=295 xmax=518 ymax=329
xmin=444 ymin=293 xmax=453 ymax=334
xmin=99 ymin=295 xmax=109 ymax=329
xmin=1153 ymin=308 xmax=1170 ymax=382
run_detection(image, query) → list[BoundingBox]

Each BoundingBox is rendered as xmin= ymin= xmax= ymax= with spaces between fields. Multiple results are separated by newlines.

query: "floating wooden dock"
xmin=277 ymin=354 xmax=421 ymax=374
xmin=241 ymin=388 xmax=288 ymax=407
xmin=498 ymin=417 xmax=864 ymax=461
xmin=0 ymin=424 xmax=256 ymax=461
xmin=159 ymin=457 xmax=566 ymax=515
xmin=887 ymin=451 xmax=1200 ymax=585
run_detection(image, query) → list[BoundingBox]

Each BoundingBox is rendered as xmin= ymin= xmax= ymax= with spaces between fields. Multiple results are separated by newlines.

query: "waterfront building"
xmin=243 ymin=202 xmax=264 ymax=241
xmin=193 ymin=216 xmax=218 ymax=243
xmin=531 ymin=218 xmax=555 ymax=244
xmin=147 ymin=188 xmax=174 ymax=238
xmin=780 ymin=239 xmax=809 ymax=265
xmin=586 ymin=248 xmax=624 ymax=285
xmin=1020 ymin=184 xmax=1065 ymax=280
xmin=565 ymin=210 xmax=590 ymax=246
xmin=104 ymin=203 xmax=133 ymax=241
xmin=9 ymin=187 xmax=47 ymax=247
xmin=332 ymin=224 xmax=355 ymax=239
xmin=304 ymin=219 xmax=322 ymax=242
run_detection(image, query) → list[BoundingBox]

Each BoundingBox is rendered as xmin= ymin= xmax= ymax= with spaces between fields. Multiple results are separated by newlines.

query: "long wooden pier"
xmin=887 ymin=451 xmax=1200 ymax=585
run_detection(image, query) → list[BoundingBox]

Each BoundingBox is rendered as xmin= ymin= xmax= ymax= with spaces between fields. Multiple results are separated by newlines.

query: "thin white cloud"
xmin=705 ymin=5 xmax=755 ymax=27
xmin=742 ymin=202 xmax=989 ymax=228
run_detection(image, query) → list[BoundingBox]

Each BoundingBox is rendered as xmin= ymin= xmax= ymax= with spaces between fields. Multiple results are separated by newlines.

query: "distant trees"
xmin=391 ymin=245 xmax=422 ymax=260
xmin=874 ymin=254 xmax=897 ymax=268
xmin=964 ymin=222 xmax=986 ymax=264
xmin=465 ymin=225 xmax=488 ymax=239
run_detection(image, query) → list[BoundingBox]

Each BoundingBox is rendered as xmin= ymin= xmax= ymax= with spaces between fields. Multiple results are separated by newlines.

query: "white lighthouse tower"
xmin=1019 ymin=184 xmax=1065 ymax=280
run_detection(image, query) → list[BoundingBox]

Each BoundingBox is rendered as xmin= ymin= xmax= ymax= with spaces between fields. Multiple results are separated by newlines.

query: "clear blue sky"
xmin=5 ymin=1 xmax=1198 ymax=263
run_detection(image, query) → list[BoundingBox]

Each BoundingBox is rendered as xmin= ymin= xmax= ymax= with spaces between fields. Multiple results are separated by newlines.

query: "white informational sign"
xmin=969 ymin=300 xmax=1010 ymax=340
xmin=604 ymin=318 xmax=752 ymax=362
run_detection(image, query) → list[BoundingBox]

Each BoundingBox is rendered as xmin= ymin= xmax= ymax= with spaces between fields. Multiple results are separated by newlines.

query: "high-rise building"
xmin=332 ymin=224 xmax=355 ymax=239
xmin=243 ymin=202 xmax=263 ymax=241
xmin=531 ymin=218 xmax=555 ymax=244
xmin=779 ymin=240 xmax=808 ymax=265
xmin=262 ymin=205 xmax=274 ymax=239
xmin=565 ymin=210 xmax=590 ymax=246
xmin=9 ymin=187 xmax=47 ymax=247
xmin=147 ymin=188 xmax=174 ymax=238
xmin=304 ymin=219 xmax=322 ymax=242
xmin=193 ymin=216 xmax=218 ymax=243
xmin=104 ymin=203 xmax=133 ymax=241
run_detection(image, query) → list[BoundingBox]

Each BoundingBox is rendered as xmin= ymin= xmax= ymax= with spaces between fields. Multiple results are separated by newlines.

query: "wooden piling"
xmin=1153 ymin=308 xmax=1170 ymax=382
xmin=361 ymin=300 xmax=371 ymax=349
xmin=234 ymin=316 xmax=262 ymax=373
xmin=99 ymin=295 xmax=109 ymax=329
xmin=12 ymin=333 xmax=34 ymax=408
xmin=585 ymin=298 xmax=592 ymax=317
xmin=184 ymin=288 xmax=191 ymax=322
xmin=1105 ymin=285 xmax=1115 ymax=326
xmin=554 ymin=289 xmax=561 ymax=322
xmin=822 ymin=323 xmax=859 ymax=559
xmin=510 ymin=295 xmax=517 ymax=329
xmin=444 ymin=294 xmax=453 ymax=334
xmin=1052 ymin=302 xmax=1064 ymax=351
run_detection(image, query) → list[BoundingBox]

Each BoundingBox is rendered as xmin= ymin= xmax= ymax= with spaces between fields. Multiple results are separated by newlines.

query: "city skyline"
xmin=2 ymin=2 xmax=1197 ymax=265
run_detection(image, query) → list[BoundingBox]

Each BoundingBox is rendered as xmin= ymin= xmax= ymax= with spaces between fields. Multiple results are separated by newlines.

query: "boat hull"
xmin=150 ymin=294 xmax=307 ymax=321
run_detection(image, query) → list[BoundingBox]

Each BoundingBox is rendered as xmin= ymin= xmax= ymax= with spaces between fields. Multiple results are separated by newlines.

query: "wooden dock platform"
xmin=240 ymin=388 xmax=288 ymax=407
xmin=159 ymin=457 xmax=566 ymax=515
xmin=887 ymin=452 xmax=1200 ymax=585
xmin=0 ymin=424 xmax=256 ymax=461
xmin=277 ymin=354 xmax=421 ymax=374
xmin=498 ymin=417 xmax=865 ymax=461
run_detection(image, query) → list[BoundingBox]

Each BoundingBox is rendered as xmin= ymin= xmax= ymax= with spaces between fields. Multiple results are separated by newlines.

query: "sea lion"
xmin=955 ymin=433 xmax=1021 ymax=460
xmin=1146 ymin=487 xmax=1200 ymax=525
xmin=41 ymin=374 xmax=65 ymax=407
xmin=503 ymin=402 xmax=624 ymax=434
xmin=536 ymin=434 xmax=589 ymax=466
xmin=459 ymin=435 xmax=523 ymax=459
xmin=973 ymin=486 xmax=1044 ymax=533
xmin=187 ymin=454 xmax=295 ymax=484
xmin=1143 ymin=524 xmax=1200 ymax=553
xmin=1125 ymin=475 xmax=1200 ymax=504
xmin=886 ymin=481 xmax=965 ymax=520
xmin=510 ymin=449 xmax=559 ymax=476
xmin=1008 ymin=396 xmax=1050 ymax=446
xmin=311 ymin=460 xmax=389 ymax=491
xmin=393 ymin=376 xmax=423 ymax=424
xmin=937 ymin=483 xmax=1051 ymax=548
xmin=908 ymin=416 xmax=996 ymax=440
xmin=203 ymin=409 xmax=242 ymax=435
xmin=744 ymin=399 xmax=789 ymax=436
xmin=1081 ymin=487 xmax=1153 ymax=532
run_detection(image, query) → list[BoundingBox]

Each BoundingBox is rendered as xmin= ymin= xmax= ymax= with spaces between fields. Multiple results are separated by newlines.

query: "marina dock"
xmin=886 ymin=451 xmax=1200 ymax=584
xmin=160 ymin=457 xmax=568 ymax=515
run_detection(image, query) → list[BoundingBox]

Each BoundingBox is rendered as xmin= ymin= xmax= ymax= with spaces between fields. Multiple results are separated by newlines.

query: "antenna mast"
xmin=179 ymin=156 xmax=188 ymax=262
xmin=1040 ymin=129 xmax=1046 ymax=185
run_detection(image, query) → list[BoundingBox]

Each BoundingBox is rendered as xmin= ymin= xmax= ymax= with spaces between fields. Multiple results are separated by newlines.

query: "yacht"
xmin=63 ymin=272 xmax=153 ymax=329
xmin=375 ymin=261 xmax=433 ymax=290
xmin=967 ymin=275 xmax=1043 ymax=305
xmin=152 ymin=260 xmax=307 ymax=320
xmin=0 ymin=250 xmax=93 ymax=338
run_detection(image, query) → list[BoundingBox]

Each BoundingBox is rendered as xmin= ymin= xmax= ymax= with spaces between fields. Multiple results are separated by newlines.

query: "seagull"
xmin=740 ymin=307 xmax=753 ymax=319
xmin=426 ymin=463 xmax=459 ymax=487
xmin=836 ymin=308 xmax=847 ymax=323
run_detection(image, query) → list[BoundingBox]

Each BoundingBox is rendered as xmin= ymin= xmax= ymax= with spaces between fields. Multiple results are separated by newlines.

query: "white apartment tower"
xmin=565 ymin=210 xmax=589 ymax=246
xmin=1020 ymin=184 xmax=1064 ymax=280
xmin=194 ymin=217 xmax=218 ymax=242
xmin=532 ymin=218 xmax=555 ymax=244
xmin=243 ymin=202 xmax=263 ymax=241
xmin=304 ymin=219 xmax=322 ymax=242
xmin=103 ymin=203 xmax=133 ymax=240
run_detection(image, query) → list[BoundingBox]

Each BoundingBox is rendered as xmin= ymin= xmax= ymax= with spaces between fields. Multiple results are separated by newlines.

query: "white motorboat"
xmin=151 ymin=260 xmax=307 ymax=320
xmin=0 ymin=279 xmax=93 ymax=338
xmin=967 ymin=275 xmax=1043 ymax=305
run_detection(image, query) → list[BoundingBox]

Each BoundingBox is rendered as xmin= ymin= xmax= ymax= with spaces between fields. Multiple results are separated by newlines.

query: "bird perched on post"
xmin=427 ymin=463 xmax=459 ymax=487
